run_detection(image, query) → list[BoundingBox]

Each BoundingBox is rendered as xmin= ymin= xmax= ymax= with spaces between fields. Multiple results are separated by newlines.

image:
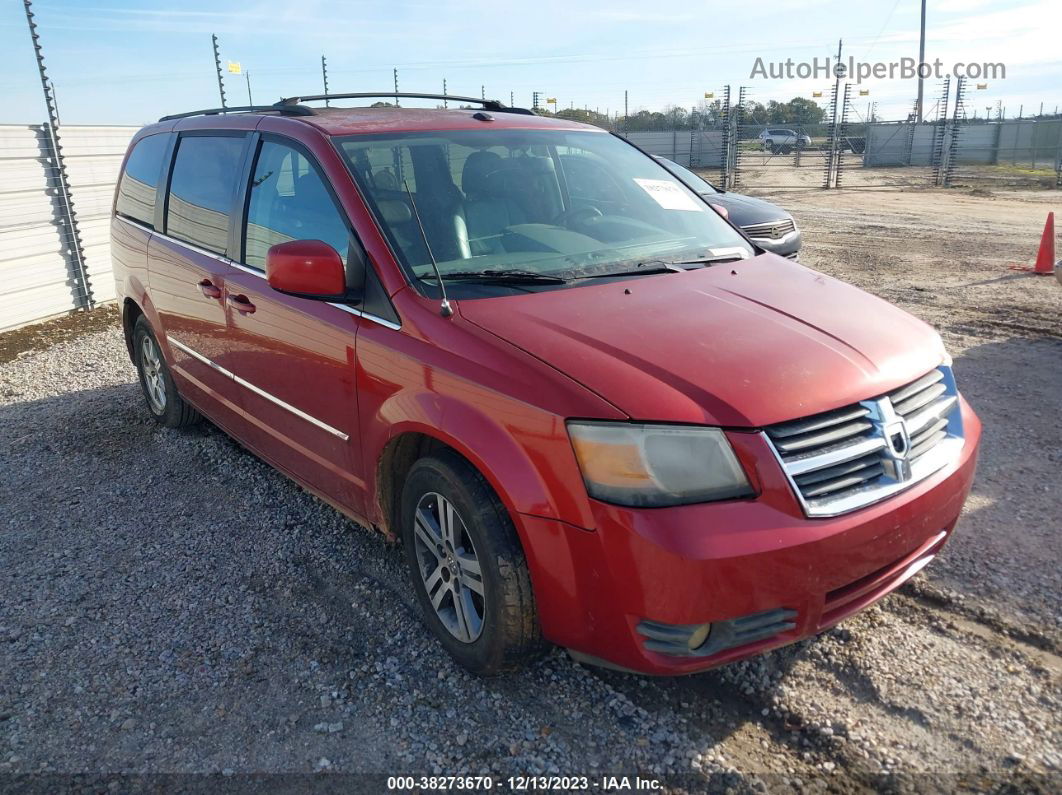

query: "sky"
xmin=0 ymin=0 xmax=1059 ymax=126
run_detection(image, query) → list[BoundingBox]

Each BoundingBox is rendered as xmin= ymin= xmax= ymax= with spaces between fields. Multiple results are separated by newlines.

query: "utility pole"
xmin=22 ymin=0 xmax=91 ymax=309
xmin=393 ymin=68 xmax=399 ymax=106
xmin=321 ymin=56 xmax=330 ymax=106
xmin=443 ymin=78 xmax=448 ymax=108
xmin=826 ymin=39 xmax=844 ymax=189
xmin=211 ymin=34 xmax=227 ymax=110
xmin=481 ymin=85 xmax=485 ymax=100
xmin=245 ymin=71 xmax=252 ymax=105
xmin=916 ymin=0 xmax=927 ymax=122
xmin=624 ymin=90 xmax=629 ymax=134
xmin=510 ymin=90 xmax=514 ymax=107
xmin=532 ymin=91 xmax=540 ymax=110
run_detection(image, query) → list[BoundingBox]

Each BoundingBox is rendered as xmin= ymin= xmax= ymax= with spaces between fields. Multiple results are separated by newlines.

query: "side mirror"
xmin=266 ymin=240 xmax=347 ymax=300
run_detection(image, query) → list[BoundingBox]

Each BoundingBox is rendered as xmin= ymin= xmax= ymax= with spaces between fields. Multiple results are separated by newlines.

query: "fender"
xmin=120 ymin=274 xmax=166 ymax=360
xmin=363 ymin=387 xmax=600 ymax=535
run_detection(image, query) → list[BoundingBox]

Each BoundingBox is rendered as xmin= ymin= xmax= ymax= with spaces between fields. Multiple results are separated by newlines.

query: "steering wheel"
xmin=553 ymin=205 xmax=603 ymax=228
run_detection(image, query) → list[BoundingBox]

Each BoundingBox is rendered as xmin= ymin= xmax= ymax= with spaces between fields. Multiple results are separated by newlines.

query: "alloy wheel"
xmin=140 ymin=334 xmax=167 ymax=414
xmin=412 ymin=492 xmax=485 ymax=643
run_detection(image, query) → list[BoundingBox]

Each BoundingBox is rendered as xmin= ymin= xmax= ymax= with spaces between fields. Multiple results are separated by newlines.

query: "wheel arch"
xmin=121 ymin=297 xmax=143 ymax=362
xmin=368 ymin=397 xmax=594 ymax=541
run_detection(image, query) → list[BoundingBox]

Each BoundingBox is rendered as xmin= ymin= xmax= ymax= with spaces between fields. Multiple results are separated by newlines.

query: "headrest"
xmin=377 ymin=199 xmax=412 ymax=225
xmin=462 ymin=150 xmax=504 ymax=198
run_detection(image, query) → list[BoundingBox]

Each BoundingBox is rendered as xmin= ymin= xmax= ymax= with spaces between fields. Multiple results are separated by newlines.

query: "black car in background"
xmin=656 ymin=157 xmax=802 ymax=259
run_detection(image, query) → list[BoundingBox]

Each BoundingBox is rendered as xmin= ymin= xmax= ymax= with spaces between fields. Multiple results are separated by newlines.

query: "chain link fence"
xmin=619 ymin=81 xmax=1062 ymax=194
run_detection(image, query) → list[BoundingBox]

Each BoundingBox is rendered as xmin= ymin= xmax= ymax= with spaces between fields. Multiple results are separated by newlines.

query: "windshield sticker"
xmin=633 ymin=179 xmax=705 ymax=212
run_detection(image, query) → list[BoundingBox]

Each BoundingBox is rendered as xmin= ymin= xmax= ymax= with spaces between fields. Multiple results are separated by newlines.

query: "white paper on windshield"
xmin=632 ymin=178 xmax=705 ymax=212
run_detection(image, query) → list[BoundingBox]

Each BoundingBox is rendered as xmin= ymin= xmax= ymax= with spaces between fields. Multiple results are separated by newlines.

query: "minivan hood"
xmin=458 ymin=256 xmax=946 ymax=427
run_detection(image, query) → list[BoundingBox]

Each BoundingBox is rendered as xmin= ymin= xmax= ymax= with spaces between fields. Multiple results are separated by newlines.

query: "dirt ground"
xmin=1 ymin=182 xmax=1060 ymax=791
xmin=733 ymin=157 xmax=1060 ymax=191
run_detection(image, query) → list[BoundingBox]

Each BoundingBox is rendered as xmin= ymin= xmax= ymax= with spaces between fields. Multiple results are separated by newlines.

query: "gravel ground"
xmin=1 ymin=185 xmax=1060 ymax=792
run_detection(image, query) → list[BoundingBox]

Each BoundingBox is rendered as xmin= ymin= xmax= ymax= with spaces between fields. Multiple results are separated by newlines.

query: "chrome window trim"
xmin=168 ymin=337 xmax=350 ymax=442
xmin=115 ymin=215 xmax=402 ymax=331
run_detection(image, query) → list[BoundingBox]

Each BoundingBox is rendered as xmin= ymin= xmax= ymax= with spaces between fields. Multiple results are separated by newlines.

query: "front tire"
xmin=399 ymin=451 xmax=543 ymax=675
xmin=132 ymin=315 xmax=200 ymax=428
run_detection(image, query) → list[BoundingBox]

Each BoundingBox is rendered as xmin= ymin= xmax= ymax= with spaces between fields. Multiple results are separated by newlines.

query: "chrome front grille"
xmin=764 ymin=366 xmax=964 ymax=517
xmin=742 ymin=218 xmax=796 ymax=239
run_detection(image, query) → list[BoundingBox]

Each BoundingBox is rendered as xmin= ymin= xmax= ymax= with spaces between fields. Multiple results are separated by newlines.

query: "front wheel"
xmin=399 ymin=451 xmax=544 ymax=675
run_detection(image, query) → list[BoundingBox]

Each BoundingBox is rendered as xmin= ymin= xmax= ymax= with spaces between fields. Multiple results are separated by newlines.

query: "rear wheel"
xmin=399 ymin=450 xmax=543 ymax=675
xmin=132 ymin=315 xmax=200 ymax=428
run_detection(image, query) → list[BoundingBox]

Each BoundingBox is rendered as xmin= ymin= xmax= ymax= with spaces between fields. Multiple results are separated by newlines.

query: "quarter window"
xmin=243 ymin=141 xmax=352 ymax=270
xmin=115 ymin=133 xmax=169 ymax=227
xmin=165 ymin=135 xmax=246 ymax=255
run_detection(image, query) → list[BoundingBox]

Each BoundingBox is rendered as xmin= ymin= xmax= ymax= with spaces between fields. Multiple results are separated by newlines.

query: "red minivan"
xmin=112 ymin=93 xmax=980 ymax=675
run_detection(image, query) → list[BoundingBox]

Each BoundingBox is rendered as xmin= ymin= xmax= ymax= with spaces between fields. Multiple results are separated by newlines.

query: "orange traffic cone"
xmin=1010 ymin=212 xmax=1056 ymax=275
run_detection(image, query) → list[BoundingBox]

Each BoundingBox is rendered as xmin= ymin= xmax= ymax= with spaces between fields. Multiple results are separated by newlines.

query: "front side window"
xmin=115 ymin=133 xmax=170 ymax=227
xmin=165 ymin=135 xmax=245 ymax=255
xmin=243 ymin=140 xmax=352 ymax=270
xmin=337 ymin=129 xmax=751 ymax=297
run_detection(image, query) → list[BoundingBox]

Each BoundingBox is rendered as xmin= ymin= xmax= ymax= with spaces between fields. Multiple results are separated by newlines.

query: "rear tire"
xmin=132 ymin=315 xmax=200 ymax=428
xmin=399 ymin=450 xmax=544 ymax=675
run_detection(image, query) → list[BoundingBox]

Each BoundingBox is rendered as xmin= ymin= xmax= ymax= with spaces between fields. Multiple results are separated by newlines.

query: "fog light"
xmin=637 ymin=608 xmax=798 ymax=657
xmin=687 ymin=624 xmax=711 ymax=651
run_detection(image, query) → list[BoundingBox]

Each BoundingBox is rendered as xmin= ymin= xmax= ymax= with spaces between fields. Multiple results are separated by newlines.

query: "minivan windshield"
xmin=336 ymin=129 xmax=752 ymax=294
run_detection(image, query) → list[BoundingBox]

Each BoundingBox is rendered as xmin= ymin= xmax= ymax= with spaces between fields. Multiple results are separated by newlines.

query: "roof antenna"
xmin=402 ymin=180 xmax=453 ymax=317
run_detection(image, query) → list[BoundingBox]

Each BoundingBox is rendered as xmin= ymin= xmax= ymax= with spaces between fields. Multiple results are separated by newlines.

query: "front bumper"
xmin=520 ymin=397 xmax=980 ymax=675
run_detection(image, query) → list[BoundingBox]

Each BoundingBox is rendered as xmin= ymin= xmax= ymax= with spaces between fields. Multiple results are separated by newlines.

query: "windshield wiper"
xmin=437 ymin=269 xmax=569 ymax=284
xmin=575 ymin=262 xmax=682 ymax=280
xmin=663 ymin=253 xmax=748 ymax=267
xmin=575 ymin=252 xmax=749 ymax=281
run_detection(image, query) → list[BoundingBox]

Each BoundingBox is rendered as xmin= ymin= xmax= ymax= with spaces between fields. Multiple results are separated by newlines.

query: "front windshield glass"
xmin=336 ymin=129 xmax=752 ymax=293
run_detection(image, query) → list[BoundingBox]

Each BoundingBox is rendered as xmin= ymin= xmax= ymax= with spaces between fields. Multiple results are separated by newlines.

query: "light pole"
xmin=916 ymin=0 xmax=927 ymax=122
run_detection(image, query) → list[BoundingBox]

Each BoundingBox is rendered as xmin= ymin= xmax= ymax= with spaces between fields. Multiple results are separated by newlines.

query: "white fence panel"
xmin=0 ymin=125 xmax=73 ymax=332
xmin=0 ymin=123 xmax=137 ymax=331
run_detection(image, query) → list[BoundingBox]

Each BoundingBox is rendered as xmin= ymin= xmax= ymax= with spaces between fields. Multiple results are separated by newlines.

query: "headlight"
xmin=567 ymin=421 xmax=754 ymax=507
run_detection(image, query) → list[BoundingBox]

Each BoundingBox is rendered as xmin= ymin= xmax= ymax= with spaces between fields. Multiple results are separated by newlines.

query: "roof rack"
xmin=159 ymin=103 xmax=315 ymax=122
xmin=277 ymin=92 xmax=536 ymax=115
xmin=159 ymin=92 xmax=537 ymax=123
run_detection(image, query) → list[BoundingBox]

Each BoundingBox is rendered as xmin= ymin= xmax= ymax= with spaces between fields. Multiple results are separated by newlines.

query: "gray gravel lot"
xmin=1 ymin=186 xmax=1060 ymax=792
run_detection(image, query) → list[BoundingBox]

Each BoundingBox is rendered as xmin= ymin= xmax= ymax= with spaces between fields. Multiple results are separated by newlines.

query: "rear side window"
xmin=165 ymin=135 xmax=246 ymax=255
xmin=115 ymin=134 xmax=169 ymax=227
xmin=243 ymin=141 xmax=352 ymax=270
